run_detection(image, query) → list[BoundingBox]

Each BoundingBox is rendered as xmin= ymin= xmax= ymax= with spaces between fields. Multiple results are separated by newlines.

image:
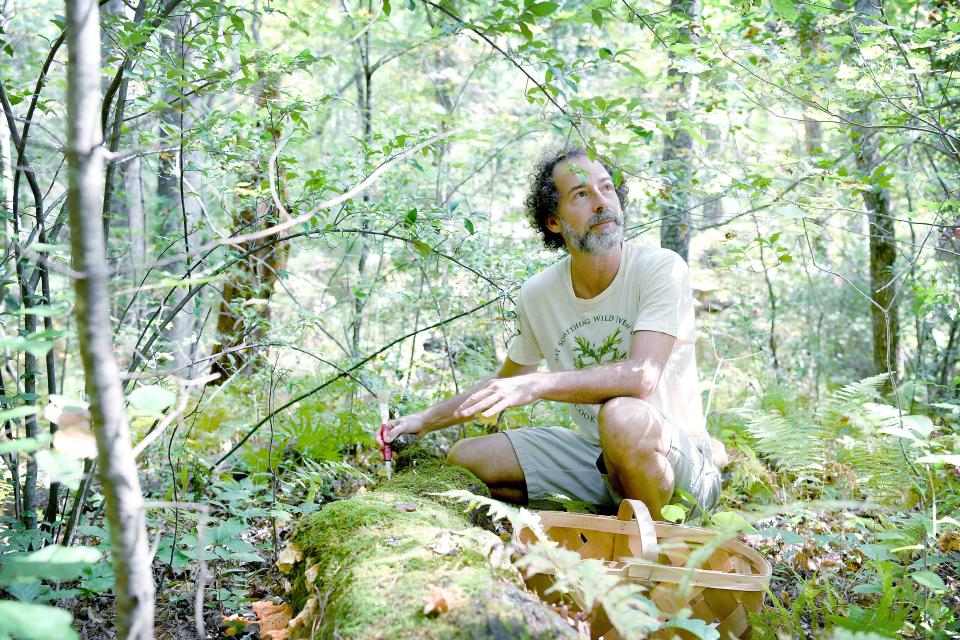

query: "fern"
xmin=820 ymin=373 xmax=889 ymax=424
xmin=744 ymin=411 xmax=825 ymax=473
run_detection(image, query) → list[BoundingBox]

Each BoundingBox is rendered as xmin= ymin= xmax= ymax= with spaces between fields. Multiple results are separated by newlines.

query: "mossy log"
xmin=282 ymin=441 xmax=578 ymax=639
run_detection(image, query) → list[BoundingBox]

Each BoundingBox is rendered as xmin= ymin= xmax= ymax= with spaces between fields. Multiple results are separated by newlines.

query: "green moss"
xmin=287 ymin=455 xmax=576 ymax=638
xmin=383 ymin=458 xmax=491 ymax=499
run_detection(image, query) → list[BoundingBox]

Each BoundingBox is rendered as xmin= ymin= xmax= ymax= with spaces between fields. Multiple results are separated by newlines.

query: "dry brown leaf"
xmin=252 ymin=601 xmax=292 ymax=639
xmin=394 ymin=502 xmax=418 ymax=512
xmin=276 ymin=543 xmax=303 ymax=574
xmin=355 ymin=486 xmax=368 ymax=495
xmin=422 ymin=584 xmax=466 ymax=616
xmin=289 ymin=597 xmax=318 ymax=630
xmin=430 ymin=530 xmax=459 ymax=556
xmin=52 ymin=425 xmax=98 ymax=459
xmin=222 ymin=614 xmax=253 ymax=636
xmin=939 ymin=530 xmax=960 ymax=553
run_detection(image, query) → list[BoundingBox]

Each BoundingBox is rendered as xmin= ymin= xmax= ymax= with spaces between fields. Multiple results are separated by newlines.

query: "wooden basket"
xmin=517 ymin=500 xmax=772 ymax=640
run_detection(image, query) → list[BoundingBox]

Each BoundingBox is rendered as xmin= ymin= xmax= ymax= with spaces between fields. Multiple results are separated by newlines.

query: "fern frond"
xmin=820 ymin=373 xmax=889 ymax=423
xmin=744 ymin=412 xmax=825 ymax=473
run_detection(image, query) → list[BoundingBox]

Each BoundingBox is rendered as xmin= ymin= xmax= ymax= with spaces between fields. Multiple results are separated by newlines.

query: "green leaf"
xmin=382 ymin=0 xmax=391 ymax=15
xmin=660 ymin=504 xmax=686 ymax=523
xmin=0 ymin=335 xmax=55 ymax=359
xmin=771 ymin=0 xmax=798 ymax=21
xmin=0 ymin=545 xmax=101 ymax=584
xmin=0 ymin=601 xmax=79 ymax=640
xmin=36 ymin=450 xmax=85 ymax=490
xmin=591 ymin=8 xmax=602 ymax=27
xmin=660 ymin=617 xmax=720 ymax=640
xmin=518 ymin=21 xmax=533 ymax=41
xmin=0 ymin=436 xmax=43 ymax=455
xmin=910 ymin=570 xmax=946 ymax=592
xmin=0 ymin=406 xmax=40 ymax=422
xmin=599 ymin=47 xmax=613 ymax=60
xmin=710 ymin=510 xmax=756 ymax=533
xmin=126 ymin=385 xmax=176 ymax=414
xmin=14 ymin=304 xmax=69 ymax=318
xmin=229 ymin=13 xmax=244 ymax=33
xmin=528 ymin=2 xmax=559 ymax=17
xmin=915 ymin=454 xmax=960 ymax=466
xmin=463 ymin=218 xmax=475 ymax=235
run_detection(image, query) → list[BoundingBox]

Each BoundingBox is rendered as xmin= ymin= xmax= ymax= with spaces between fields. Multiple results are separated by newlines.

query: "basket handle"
xmin=616 ymin=499 xmax=658 ymax=562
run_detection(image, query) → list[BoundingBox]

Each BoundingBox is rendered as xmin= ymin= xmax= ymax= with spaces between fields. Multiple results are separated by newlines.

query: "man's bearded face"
xmin=559 ymin=208 xmax=624 ymax=254
xmin=549 ymin=155 xmax=625 ymax=255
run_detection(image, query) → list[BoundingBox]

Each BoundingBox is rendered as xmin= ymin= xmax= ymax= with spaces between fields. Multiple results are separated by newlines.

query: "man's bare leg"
xmin=447 ymin=433 xmax=527 ymax=503
xmin=597 ymin=397 xmax=674 ymax=519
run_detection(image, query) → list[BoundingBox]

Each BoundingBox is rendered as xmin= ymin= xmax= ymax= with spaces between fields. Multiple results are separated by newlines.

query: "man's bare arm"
xmin=455 ymin=330 xmax=675 ymax=419
xmin=378 ymin=358 xmax=538 ymax=447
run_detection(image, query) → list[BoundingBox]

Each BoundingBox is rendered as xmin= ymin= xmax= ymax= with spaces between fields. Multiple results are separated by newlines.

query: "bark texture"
xmin=658 ymin=0 xmax=701 ymax=262
xmin=853 ymin=0 xmax=900 ymax=390
xmin=65 ymin=0 xmax=155 ymax=636
xmin=208 ymin=13 xmax=289 ymax=383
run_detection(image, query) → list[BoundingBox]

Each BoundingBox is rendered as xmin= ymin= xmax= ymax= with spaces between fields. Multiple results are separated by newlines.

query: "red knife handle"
xmin=380 ymin=423 xmax=392 ymax=462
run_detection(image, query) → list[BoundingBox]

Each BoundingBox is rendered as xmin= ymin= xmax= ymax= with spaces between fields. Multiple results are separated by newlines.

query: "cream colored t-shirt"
xmin=507 ymin=242 xmax=707 ymax=447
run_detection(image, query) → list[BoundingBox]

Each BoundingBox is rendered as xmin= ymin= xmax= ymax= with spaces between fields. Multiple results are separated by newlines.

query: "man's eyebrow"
xmin=563 ymin=174 xmax=613 ymax=196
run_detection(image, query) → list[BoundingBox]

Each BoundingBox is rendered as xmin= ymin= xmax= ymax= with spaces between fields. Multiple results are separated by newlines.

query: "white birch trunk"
xmin=65 ymin=0 xmax=155 ymax=636
xmin=125 ymin=155 xmax=146 ymax=282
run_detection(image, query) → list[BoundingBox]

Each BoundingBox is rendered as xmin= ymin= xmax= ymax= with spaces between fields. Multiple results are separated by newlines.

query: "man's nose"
xmin=593 ymin=194 xmax=606 ymax=213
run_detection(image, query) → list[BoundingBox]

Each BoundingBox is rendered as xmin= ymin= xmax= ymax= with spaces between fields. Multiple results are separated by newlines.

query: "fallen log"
xmin=280 ymin=439 xmax=579 ymax=639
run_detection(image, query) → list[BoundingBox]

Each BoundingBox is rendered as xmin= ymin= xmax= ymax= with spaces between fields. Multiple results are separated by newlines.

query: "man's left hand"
xmin=454 ymin=374 xmax=543 ymax=420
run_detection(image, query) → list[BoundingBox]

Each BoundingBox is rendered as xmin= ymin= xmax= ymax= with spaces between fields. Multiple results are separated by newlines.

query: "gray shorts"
xmin=502 ymin=424 xmax=721 ymax=512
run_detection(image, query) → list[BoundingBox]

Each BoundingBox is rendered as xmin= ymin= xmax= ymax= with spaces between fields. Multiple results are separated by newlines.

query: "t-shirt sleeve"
xmin=632 ymin=250 xmax=695 ymax=344
xmin=506 ymin=292 xmax=544 ymax=365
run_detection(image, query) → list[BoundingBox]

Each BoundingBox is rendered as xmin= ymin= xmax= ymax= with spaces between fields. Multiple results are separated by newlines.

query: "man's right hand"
xmin=376 ymin=413 xmax=428 ymax=454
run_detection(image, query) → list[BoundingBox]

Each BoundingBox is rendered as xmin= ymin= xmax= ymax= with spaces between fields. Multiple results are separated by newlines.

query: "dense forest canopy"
xmin=0 ymin=0 xmax=958 ymax=637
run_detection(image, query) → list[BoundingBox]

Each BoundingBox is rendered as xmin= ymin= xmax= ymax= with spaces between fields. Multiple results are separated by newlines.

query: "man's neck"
xmin=568 ymin=242 xmax=623 ymax=299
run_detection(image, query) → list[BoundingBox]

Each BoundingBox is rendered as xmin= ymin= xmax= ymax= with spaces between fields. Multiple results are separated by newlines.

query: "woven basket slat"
xmin=650 ymin=583 xmax=683 ymax=613
xmin=708 ymin=549 xmax=735 ymax=573
xmin=519 ymin=500 xmax=771 ymax=639
xmin=690 ymin=592 xmax=717 ymax=623
xmin=662 ymin=542 xmax=693 ymax=567
xmin=716 ymin=601 xmax=750 ymax=639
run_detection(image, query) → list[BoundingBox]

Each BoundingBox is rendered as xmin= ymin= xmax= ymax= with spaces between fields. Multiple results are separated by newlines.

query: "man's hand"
xmin=454 ymin=374 xmax=543 ymax=420
xmin=377 ymin=413 xmax=427 ymax=454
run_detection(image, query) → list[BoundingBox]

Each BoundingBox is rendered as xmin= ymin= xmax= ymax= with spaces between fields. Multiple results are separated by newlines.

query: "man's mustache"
xmin=589 ymin=209 xmax=623 ymax=227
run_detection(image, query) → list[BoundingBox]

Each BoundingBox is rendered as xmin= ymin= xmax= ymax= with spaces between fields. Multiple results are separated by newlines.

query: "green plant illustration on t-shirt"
xmin=572 ymin=329 xmax=627 ymax=369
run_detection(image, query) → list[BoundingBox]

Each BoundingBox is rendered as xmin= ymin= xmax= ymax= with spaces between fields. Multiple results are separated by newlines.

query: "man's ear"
xmin=546 ymin=215 xmax=561 ymax=234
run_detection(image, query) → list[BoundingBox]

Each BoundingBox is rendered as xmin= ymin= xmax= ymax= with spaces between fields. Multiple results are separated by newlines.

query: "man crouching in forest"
xmin=377 ymin=146 xmax=723 ymax=519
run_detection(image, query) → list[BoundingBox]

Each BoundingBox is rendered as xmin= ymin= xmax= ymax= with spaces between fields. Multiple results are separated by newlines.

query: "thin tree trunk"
xmin=158 ymin=15 xmax=202 ymax=371
xmin=658 ymin=0 xmax=701 ymax=262
xmin=208 ymin=8 xmax=288 ymax=382
xmin=853 ymin=0 xmax=900 ymax=392
xmin=126 ymin=154 xmax=146 ymax=281
xmin=798 ymin=9 xmax=823 ymax=155
xmin=65 ymin=0 xmax=154 ymax=636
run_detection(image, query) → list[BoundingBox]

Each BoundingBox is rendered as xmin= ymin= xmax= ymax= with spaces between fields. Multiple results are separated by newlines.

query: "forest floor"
xmin=59 ymin=423 xmax=960 ymax=639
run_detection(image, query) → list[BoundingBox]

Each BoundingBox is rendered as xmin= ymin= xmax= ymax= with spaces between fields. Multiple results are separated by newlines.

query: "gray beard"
xmin=559 ymin=210 xmax=624 ymax=254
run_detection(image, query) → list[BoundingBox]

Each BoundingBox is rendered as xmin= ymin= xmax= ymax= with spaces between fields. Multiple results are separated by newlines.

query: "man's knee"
xmin=446 ymin=438 xmax=473 ymax=469
xmin=446 ymin=434 xmax=522 ymax=485
xmin=598 ymin=397 xmax=668 ymax=456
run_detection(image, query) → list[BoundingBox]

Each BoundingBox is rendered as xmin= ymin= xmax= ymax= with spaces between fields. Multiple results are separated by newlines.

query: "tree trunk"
xmin=208 ymin=10 xmax=288 ymax=383
xmin=65 ymin=0 xmax=155 ymax=636
xmin=126 ymin=154 xmax=146 ymax=282
xmin=157 ymin=15 xmax=202 ymax=371
xmin=285 ymin=443 xmax=578 ymax=639
xmin=853 ymin=0 xmax=900 ymax=392
xmin=658 ymin=0 xmax=701 ymax=262
xmin=797 ymin=9 xmax=823 ymax=156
